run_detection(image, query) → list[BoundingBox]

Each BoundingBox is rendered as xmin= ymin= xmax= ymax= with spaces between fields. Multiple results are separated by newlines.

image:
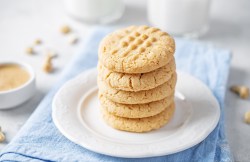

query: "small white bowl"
xmin=0 ymin=61 xmax=36 ymax=109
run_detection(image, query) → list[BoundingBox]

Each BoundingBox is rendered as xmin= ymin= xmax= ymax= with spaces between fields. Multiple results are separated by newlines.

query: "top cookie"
xmin=98 ymin=25 xmax=175 ymax=73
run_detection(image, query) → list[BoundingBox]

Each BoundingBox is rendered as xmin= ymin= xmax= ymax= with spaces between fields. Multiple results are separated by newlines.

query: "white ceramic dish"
xmin=52 ymin=68 xmax=220 ymax=158
xmin=0 ymin=61 xmax=36 ymax=109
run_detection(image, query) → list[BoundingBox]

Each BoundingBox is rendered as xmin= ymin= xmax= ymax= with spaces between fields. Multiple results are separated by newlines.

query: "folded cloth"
xmin=0 ymin=27 xmax=233 ymax=162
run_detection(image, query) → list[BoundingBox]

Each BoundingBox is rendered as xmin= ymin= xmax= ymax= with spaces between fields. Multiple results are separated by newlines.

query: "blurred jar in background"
xmin=147 ymin=0 xmax=211 ymax=38
xmin=63 ymin=0 xmax=124 ymax=24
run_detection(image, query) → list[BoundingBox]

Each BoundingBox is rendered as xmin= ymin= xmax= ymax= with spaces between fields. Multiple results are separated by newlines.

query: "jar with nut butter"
xmin=0 ymin=62 xmax=36 ymax=109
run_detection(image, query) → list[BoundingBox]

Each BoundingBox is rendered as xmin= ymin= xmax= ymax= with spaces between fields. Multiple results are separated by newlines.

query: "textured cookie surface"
xmin=98 ymin=59 xmax=176 ymax=92
xmin=99 ymin=93 xmax=174 ymax=118
xmin=98 ymin=25 xmax=175 ymax=73
xmin=101 ymin=103 xmax=175 ymax=132
xmin=98 ymin=72 xmax=177 ymax=104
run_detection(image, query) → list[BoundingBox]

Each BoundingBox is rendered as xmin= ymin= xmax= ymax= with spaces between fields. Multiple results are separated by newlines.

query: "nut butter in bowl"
xmin=0 ymin=61 xmax=36 ymax=109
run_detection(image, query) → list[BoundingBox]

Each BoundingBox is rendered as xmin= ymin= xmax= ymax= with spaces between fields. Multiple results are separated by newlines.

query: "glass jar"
xmin=64 ymin=0 xmax=124 ymax=24
xmin=147 ymin=0 xmax=211 ymax=38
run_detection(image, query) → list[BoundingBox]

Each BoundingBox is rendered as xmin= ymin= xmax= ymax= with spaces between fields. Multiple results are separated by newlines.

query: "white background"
xmin=0 ymin=0 xmax=250 ymax=161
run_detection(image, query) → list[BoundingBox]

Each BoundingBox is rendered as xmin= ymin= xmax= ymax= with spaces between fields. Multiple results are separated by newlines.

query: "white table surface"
xmin=0 ymin=0 xmax=250 ymax=161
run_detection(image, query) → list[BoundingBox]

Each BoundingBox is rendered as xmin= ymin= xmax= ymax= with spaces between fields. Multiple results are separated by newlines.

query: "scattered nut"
xmin=43 ymin=61 xmax=53 ymax=73
xmin=0 ymin=127 xmax=5 ymax=143
xmin=26 ymin=47 xmax=34 ymax=55
xmin=46 ymin=51 xmax=58 ymax=59
xmin=68 ymin=35 xmax=78 ymax=44
xmin=34 ymin=39 xmax=42 ymax=45
xmin=60 ymin=25 xmax=71 ymax=34
xmin=230 ymin=85 xmax=249 ymax=99
xmin=244 ymin=111 xmax=250 ymax=124
xmin=42 ymin=53 xmax=55 ymax=73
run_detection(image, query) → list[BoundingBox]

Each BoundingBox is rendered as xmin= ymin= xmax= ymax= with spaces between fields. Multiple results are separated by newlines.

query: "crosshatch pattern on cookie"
xmin=98 ymin=25 xmax=175 ymax=73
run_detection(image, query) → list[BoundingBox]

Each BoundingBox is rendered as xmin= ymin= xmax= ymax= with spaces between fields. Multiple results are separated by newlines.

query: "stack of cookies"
xmin=97 ymin=25 xmax=176 ymax=132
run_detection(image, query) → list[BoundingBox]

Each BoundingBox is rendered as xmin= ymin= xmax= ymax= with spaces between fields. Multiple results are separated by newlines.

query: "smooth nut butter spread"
xmin=0 ymin=64 xmax=30 ymax=92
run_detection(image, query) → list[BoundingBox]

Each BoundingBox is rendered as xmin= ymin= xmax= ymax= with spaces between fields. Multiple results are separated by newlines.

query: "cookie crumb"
xmin=26 ymin=47 xmax=34 ymax=55
xmin=230 ymin=85 xmax=249 ymax=99
xmin=244 ymin=111 xmax=250 ymax=124
xmin=42 ymin=52 xmax=56 ymax=73
xmin=0 ymin=127 xmax=5 ymax=143
xmin=60 ymin=25 xmax=71 ymax=34
xmin=34 ymin=39 xmax=42 ymax=45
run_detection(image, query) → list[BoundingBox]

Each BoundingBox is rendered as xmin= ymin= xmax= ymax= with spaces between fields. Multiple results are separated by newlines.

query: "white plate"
xmin=52 ymin=68 xmax=220 ymax=158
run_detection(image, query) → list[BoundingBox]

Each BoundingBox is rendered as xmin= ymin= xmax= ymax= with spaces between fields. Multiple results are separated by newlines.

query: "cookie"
xmin=97 ymin=58 xmax=176 ymax=92
xmin=99 ymin=93 xmax=174 ymax=118
xmin=100 ymin=103 xmax=175 ymax=132
xmin=97 ymin=72 xmax=177 ymax=104
xmin=98 ymin=25 xmax=175 ymax=73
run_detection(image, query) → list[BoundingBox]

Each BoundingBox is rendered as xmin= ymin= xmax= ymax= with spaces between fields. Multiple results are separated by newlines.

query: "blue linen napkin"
xmin=0 ymin=27 xmax=233 ymax=162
